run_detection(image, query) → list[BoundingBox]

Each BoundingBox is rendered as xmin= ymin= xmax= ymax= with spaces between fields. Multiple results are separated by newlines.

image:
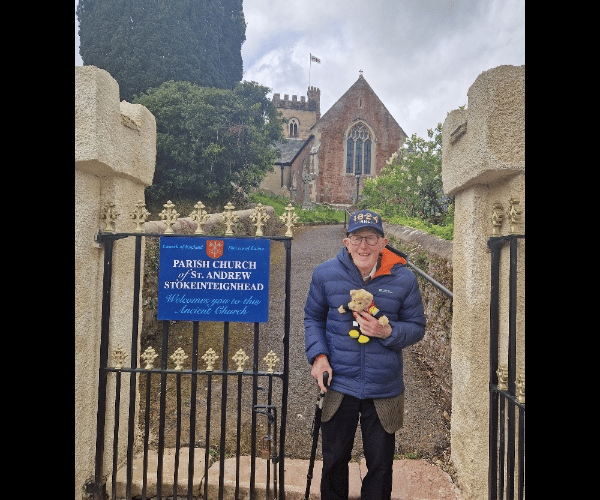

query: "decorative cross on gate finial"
xmin=496 ymin=364 xmax=508 ymax=391
xmin=171 ymin=347 xmax=188 ymax=371
xmin=250 ymin=203 xmax=270 ymax=236
xmin=189 ymin=201 xmax=210 ymax=235
xmin=279 ymin=203 xmax=299 ymax=237
xmin=112 ymin=346 xmax=126 ymax=370
xmin=100 ymin=201 xmax=119 ymax=233
xmin=516 ymin=374 xmax=525 ymax=404
xmin=508 ymin=197 xmax=523 ymax=235
xmin=232 ymin=349 xmax=249 ymax=372
xmin=141 ymin=347 xmax=158 ymax=370
xmin=159 ymin=200 xmax=180 ymax=234
xmin=202 ymin=348 xmax=219 ymax=372
xmin=129 ymin=200 xmax=150 ymax=233
xmin=263 ymin=350 xmax=280 ymax=374
xmin=222 ymin=202 xmax=240 ymax=236
xmin=491 ymin=202 xmax=504 ymax=237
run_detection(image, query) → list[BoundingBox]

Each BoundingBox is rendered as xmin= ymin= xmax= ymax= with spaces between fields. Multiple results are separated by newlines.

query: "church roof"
xmin=314 ymin=74 xmax=406 ymax=137
xmin=273 ymin=137 xmax=313 ymax=165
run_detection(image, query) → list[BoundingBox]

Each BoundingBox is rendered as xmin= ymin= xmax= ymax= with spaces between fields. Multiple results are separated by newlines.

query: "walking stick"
xmin=304 ymin=371 xmax=329 ymax=500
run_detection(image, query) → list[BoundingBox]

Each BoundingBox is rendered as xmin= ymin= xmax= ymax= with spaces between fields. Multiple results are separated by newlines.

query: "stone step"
xmin=108 ymin=447 xmax=462 ymax=499
xmin=108 ymin=447 xmax=206 ymax=498
xmin=203 ymin=456 xmax=362 ymax=500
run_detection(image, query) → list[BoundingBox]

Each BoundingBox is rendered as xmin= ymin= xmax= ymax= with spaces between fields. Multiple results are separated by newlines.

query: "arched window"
xmin=345 ymin=122 xmax=372 ymax=175
xmin=288 ymin=118 xmax=299 ymax=137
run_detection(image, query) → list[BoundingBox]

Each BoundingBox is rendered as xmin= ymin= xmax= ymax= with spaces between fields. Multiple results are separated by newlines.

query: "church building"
xmin=261 ymin=72 xmax=407 ymax=206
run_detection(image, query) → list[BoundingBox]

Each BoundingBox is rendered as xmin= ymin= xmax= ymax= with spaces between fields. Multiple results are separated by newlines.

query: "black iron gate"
xmin=488 ymin=233 xmax=525 ymax=500
xmin=92 ymin=228 xmax=293 ymax=500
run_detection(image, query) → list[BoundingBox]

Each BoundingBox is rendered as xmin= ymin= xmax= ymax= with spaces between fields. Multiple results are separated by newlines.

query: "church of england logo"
xmin=206 ymin=240 xmax=224 ymax=259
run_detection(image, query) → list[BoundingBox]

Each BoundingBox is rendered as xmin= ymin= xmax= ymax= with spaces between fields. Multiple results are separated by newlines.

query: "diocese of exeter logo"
xmin=206 ymin=240 xmax=225 ymax=259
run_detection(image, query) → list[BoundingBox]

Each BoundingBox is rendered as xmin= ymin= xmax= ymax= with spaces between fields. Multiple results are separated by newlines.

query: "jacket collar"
xmin=339 ymin=246 xmax=406 ymax=280
xmin=373 ymin=247 xmax=407 ymax=278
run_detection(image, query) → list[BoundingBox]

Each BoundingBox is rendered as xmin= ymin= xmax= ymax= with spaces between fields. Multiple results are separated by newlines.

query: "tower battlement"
xmin=273 ymin=87 xmax=320 ymax=116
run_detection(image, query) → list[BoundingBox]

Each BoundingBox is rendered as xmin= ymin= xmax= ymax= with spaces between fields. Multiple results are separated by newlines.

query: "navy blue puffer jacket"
xmin=304 ymin=246 xmax=426 ymax=399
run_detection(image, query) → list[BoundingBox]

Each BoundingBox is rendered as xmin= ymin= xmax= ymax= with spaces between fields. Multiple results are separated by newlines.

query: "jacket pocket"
xmin=329 ymin=324 xmax=361 ymax=380
xmin=366 ymin=341 xmax=401 ymax=378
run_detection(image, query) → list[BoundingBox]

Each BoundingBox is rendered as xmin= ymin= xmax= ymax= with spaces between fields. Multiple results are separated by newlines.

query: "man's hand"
xmin=311 ymin=355 xmax=333 ymax=392
xmin=353 ymin=310 xmax=392 ymax=339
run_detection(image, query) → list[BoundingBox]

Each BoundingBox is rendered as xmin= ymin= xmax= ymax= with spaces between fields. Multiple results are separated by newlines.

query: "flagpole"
xmin=309 ymin=53 xmax=312 ymax=88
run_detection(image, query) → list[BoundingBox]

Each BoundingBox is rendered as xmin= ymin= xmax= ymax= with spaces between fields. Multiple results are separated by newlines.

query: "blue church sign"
xmin=158 ymin=237 xmax=270 ymax=322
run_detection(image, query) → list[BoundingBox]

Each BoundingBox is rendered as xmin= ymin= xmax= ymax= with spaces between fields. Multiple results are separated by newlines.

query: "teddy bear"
xmin=338 ymin=289 xmax=389 ymax=343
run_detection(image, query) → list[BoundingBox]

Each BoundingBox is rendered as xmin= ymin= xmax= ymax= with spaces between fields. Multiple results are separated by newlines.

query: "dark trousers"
xmin=320 ymin=395 xmax=395 ymax=500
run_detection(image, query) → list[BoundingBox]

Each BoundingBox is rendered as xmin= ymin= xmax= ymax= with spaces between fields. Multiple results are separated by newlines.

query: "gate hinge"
xmin=94 ymin=230 xmax=129 ymax=245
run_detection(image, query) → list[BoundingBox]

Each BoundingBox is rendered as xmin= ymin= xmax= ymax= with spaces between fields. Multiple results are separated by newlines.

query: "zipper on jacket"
xmin=360 ymin=343 xmax=366 ymax=399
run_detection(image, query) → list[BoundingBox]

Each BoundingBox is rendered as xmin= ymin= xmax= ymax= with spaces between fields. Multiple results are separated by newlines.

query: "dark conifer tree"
xmin=76 ymin=0 xmax=246 ymax=102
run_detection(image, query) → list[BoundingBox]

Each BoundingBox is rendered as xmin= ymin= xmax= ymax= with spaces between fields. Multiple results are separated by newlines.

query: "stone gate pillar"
xmin=75 ymin=66 xmax=156 ymax=499
xmin=441 ymin=65 xmax=524 ymax=500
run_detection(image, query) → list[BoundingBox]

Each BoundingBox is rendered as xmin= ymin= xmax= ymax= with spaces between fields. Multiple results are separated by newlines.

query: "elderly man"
xmin=304 ymin=209 xmax=426 ymax=500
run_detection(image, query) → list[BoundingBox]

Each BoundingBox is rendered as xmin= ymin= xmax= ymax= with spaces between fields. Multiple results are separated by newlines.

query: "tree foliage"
xmin=133 ymin=80 xmax=284 ymax=208
xmin=361 ymin=123 xmax=453 ymax=225
xmin=76 ymin=0 xmax=246 ymax=102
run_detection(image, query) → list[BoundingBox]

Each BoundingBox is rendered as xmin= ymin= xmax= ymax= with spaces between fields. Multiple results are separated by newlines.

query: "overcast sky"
xmin=75 ymin=0 xmax=524 ymax=140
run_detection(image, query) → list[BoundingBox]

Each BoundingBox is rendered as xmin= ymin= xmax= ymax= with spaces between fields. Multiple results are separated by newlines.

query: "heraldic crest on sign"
xmin=206 ymin=240 xmax=224 ymax=259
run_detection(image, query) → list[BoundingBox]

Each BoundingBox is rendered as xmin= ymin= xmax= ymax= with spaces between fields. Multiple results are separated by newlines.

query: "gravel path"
xmin=268 ymin=224 xmax=449 ymax=462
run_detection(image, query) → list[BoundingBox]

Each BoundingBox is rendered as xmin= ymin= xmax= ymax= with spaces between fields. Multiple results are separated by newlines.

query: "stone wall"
xmin=383 ymin=223 xmax=453 ymax=417
xmin=75 ymin=65 xmax=156 ymax=499
xmin=441 ymin=64 xmax=524 ymax=500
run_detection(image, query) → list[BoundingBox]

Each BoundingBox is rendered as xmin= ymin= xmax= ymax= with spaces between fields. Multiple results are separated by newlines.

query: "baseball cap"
xmin=346 ymin=210 xmax=384 ymax=237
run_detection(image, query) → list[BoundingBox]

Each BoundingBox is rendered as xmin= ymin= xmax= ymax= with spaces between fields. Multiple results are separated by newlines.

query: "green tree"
xmin=361 ymin=123 xmax=452 ymax=225
xmin=76 ymin=0 xmax=245 ymax=102
xmin=133 ymin=80 xmax=284 ymax=208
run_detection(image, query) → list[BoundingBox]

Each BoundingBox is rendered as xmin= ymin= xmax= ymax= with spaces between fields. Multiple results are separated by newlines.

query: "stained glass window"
xmin=346 ymin=139 xmax=354 ymax=173
xmin=364 ymin=139 xmax=371 ymax=174
xmin=355 ymin=139 xmax=362 ymax=174
xmin=346 ymin=123 xmax=373 ymax=175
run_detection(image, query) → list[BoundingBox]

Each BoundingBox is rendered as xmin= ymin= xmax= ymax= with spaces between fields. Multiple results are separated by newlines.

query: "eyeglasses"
xmin=348 ymin=234 xmax=380 ymax=246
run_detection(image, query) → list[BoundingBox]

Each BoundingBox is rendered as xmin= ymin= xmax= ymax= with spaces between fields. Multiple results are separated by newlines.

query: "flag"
xmin=310 ymin=54 xmax=321 ymax=63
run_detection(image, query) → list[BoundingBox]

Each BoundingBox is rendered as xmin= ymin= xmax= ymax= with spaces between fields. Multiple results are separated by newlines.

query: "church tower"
xmin=272 ymin=87 xmax=321 ymax=139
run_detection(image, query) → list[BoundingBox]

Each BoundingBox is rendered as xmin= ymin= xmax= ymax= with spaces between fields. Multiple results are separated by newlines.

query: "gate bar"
xmin=93 ymin=237 xmax=114 ymax=500
xmin=506 ymin=237 xmax=518 ymax=500
xmin=279 ymin=238 xmax=292 ymax=500
xmin=110 ymin=370 xmax=122 ymax=500
xmin=518 ymin=406 xmax=525 ymax=500
xmin=173 ymin=372 xmax=183 ymax=499
xmin=203 ymin=372 xmax=213 ymax=500
xmin=104 ymin=367 xmax=284 ymax=378
xmin=141 ymin=371 xmax=152 ymax=498
xmin=218 ymin=322 xmax=230 ymax=499
xmin=96 ymin=231 xmax=294 ymax=242
xmin=488 ymin=237 xmax=501 ymax=500
xmin=125 ymin=235 xmax=143 ymax=499
xmin=250 ymin=322 xmax=260 ymax=498
xmin=235 ymin=371 xmax=243 ymax=500
xmin=188 ymin=321 xmax=200 ymax=500
xmin=156 ymin=320 xmax=170 ymax=499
